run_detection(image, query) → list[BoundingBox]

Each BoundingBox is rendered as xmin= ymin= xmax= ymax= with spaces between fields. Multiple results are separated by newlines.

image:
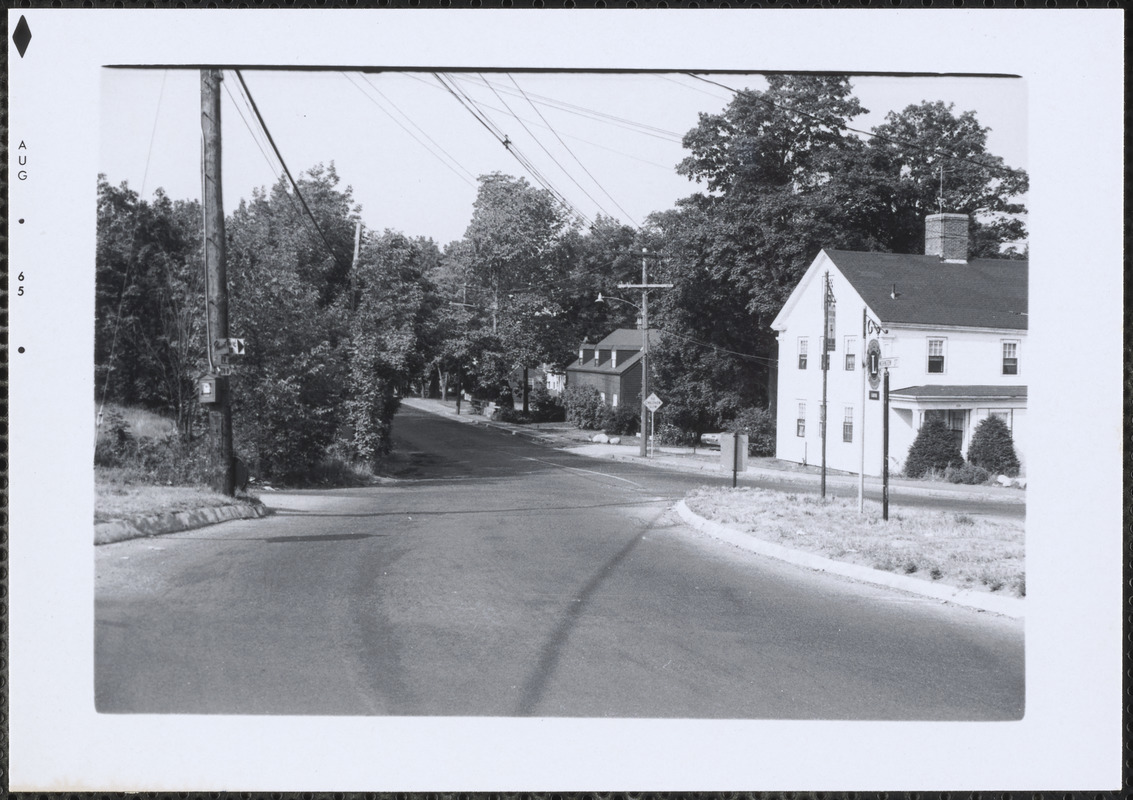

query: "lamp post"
xmin=598 ymin=248 xmax=672 ymax=458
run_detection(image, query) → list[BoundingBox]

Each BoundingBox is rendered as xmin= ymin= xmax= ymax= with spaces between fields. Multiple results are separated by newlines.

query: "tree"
xmin=904 ymin=417 xmax=965 ymax=479
xmin=966 ymin=416 xmax=1021 ymax=477
xmin=461 ymin=172 xmax=567 ymax=331
xmin=868 ymin=101 xmax=1029 ymax=257
xmin=226 ymin=171 xmax=356 ymax=480
xmin=347 ymin=230 xmax=440 ymax=468
xmin=95 ymin=176 xmax=207 ymax=435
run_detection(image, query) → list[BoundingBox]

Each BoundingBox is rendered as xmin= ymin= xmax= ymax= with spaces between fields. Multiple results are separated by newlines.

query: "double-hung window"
xmin=798 ymin=337 xmax=809 ymax=369
xmin=1002 ymin=340 xmax=1019 ymax=375
xmin=927 ymin=338 xmax=946 ymax=374
xmin=843 ymin=406 xmax=854 ymax=443
xmin=844 ymin=337 xmax=856 ymax=371
xmin=796 ymin=402 xmax=806 ymax=437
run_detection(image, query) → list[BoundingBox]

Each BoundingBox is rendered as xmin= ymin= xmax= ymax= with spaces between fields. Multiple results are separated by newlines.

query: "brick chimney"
xmin=925 ymin=213 xmax=969 ymax=262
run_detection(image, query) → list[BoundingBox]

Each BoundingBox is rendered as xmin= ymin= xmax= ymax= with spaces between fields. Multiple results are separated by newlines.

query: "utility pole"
xmin=618 ymin=248 xmax=672 ymax=458
xmin=858 ymin=307 xmax=867 ymax=513
xmin=201 ymin=69 xmax=234 ymax=496
xmin=350 ymin=220 xmax=362 ymax=312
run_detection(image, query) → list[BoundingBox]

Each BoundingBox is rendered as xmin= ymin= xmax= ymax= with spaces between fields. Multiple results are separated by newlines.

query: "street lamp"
xmin=597 ymin=247 xmax=673 ymax=458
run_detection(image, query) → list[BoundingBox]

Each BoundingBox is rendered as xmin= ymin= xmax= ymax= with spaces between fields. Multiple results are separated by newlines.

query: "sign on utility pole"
xmin=201 ymin=69 xmax=235 ymax=497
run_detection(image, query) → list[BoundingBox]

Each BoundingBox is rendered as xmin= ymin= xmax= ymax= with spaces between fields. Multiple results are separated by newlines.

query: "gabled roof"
xmin=825 ymin=249 xmax=1028 ymax=331
xmin=566 ymin=328 xmax=662 ymax=375
xmin=593 ymin=328 xmax=663 ymax=350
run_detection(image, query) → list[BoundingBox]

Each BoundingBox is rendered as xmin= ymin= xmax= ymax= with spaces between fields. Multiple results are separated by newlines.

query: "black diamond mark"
xmin=13 ymin=16 xmax=31 ymax=58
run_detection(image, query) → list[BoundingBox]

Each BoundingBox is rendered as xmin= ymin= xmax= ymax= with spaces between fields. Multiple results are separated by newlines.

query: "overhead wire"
xmin=345 ymin=72 xmax=476 ymax=187
xmin=233 ymin=69 xmax=354 ymax=278
xmin=683 ymin=72 xmax=1028 ymax=179
xmin=508 ymin=74 xmax=641 ymax=228
xmin=433 ymin=72 xmax=595 ymax=230
xmin=480 ymin=72 xmax=619 ymax=223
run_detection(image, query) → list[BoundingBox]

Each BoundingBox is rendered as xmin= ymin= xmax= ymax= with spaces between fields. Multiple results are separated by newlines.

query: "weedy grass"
xmin=95 ymin=477 xmax=257 ymax=523
xmin=685 ymin=487 xmax=1025 ymax=597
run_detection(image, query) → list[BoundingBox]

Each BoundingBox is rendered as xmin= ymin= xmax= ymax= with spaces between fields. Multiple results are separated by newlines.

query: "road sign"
xmin=867 ymin=339 xmax=882 ymax=390
xmin=879 ymin=356 xmax=899 ymax=369
xmin=216 ymin=364 xmax=235 ymax=376
xmin=214 ymin=337 xmax=246 ymax=356
xmin=644 ymin=393 xmax=663 ymax=413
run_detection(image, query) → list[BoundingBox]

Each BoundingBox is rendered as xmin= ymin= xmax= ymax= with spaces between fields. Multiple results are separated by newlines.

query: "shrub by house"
xmin=966 ymin=416 xmax=1021 ymax=477
xmin=904 ymin=416 xmax=965 ymax=479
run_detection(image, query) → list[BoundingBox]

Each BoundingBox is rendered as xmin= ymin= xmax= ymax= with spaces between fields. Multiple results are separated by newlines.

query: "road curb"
xmin=675 ymin=500 xmax=1025 ymax=619
xmin=95 ymin=502 xmax=272 ymax=546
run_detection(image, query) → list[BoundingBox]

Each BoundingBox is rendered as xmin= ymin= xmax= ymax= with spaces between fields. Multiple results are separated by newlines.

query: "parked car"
xmin=700 ymin=432 xmax=722 ymax=448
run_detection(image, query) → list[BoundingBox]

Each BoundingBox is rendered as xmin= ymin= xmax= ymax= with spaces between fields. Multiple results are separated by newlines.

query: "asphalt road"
xmin=95 ymin=405 xmax=1024 ymax=718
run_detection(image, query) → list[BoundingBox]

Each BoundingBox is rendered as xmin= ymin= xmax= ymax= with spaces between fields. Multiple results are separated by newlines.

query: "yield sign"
xmin=644 ymin=393 xmax=663 ymax=413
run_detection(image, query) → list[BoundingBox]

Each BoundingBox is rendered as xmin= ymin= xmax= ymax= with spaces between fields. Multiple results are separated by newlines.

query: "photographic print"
xmin=8 ymin=9 xmax=1124 ymax=792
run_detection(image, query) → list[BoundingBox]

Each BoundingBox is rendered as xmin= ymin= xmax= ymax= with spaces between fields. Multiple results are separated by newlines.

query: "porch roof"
xmin=889 ymin=385 xmax=1028 ymax=401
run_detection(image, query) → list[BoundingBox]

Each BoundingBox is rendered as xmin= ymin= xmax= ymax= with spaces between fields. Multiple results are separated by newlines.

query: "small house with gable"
xmin=564 ymin=328 xmax=663 ymax=409
xmin=770 ymin=214 xmax=1028 ymax=477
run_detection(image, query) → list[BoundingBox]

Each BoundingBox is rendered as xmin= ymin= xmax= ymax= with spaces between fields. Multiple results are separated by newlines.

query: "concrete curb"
xmin=95 ymin=502 xmax=272 ymax=546
xmin=675 ymin=500 xmax=1025 ymax=619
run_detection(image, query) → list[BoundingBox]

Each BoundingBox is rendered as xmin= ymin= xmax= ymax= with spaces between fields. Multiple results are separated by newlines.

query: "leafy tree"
xmin=347 ymin=230 xmax=440 ymax=468
xmin=95 ymin=176 xmax=207 ymax=435
xmin=868 ymin=101 xmax=1029 ymax=257
xmin=966 ymin=416 xmax=1021 ymax=477
xmin=226 ymin=173 xmax=354 ymax=479
xmin=904 ymin=417 xmax=964 ymax=479
xmin=461 ymin=172 xmax=567 ymax=331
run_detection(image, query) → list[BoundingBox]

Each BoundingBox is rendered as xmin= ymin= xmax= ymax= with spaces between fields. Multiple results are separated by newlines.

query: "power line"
xmin=684 ymin=73 xmax=1027 ymax=180
xmin=345 ymin=72 xmax=476 ymax=187
xmin=508 ymin=74 xmax=640 ymax=229
xmin=480 ymin=73 xmax=618 ymax=223
xmin=399 ymin=72 xmax=675 ymax=170
xmin=233 ymin=69 xmax=353 ymax=277
xmin=433 ymin=72 xmax=595 ymax=230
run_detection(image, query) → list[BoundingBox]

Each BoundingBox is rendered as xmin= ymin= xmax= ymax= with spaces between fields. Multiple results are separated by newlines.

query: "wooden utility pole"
xmin=202 ymin=69 xmax=234 ymax=496
xmin=618 ymin=248 xmax=672 ymax=458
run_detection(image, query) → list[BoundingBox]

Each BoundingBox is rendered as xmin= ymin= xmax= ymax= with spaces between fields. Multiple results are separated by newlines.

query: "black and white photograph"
xmin=7 ymin=9 xmax=1124 ymax=792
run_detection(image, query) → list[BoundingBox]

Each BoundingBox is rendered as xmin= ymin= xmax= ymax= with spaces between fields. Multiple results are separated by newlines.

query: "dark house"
xmin=564 ymin=328 xmax=663 ymax=409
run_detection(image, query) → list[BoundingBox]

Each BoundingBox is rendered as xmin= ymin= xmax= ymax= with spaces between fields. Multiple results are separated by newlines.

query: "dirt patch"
xmin=685 ymin=486 xmax=1024 ymax=598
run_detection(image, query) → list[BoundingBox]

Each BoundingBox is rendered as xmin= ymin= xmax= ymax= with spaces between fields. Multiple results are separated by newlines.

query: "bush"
xmin=653 ymin=422 xmax=700 ymax=447
xmin=604 ymin=404 xmax=640 ymax=436
xmin=563 ymin=385 xmax=608 ymax=430
xmin=945 ymin=462 xmax=991 ymax=485
xmin=726 ymin=407 xmax=776 ymax=457
xmin=491 ymin=405 xmax=531 ymax=424
xmin=967 ymin=416 xmax=1021 ymax=477
xmin=904 ymin=417 xmax=964 ymax=479
xmin=529 ymin=386 xmax=566 ymax=423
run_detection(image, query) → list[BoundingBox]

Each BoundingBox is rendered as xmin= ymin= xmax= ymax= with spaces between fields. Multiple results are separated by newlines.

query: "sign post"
xmin=644 ymin=392 xmax=663 ymax=458
xmin=883 ymin=367 xmax=890 ymax=521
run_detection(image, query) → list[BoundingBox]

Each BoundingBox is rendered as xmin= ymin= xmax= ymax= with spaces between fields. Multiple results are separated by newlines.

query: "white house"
xmin=770 ymin=214 xmax=1027 ymax=477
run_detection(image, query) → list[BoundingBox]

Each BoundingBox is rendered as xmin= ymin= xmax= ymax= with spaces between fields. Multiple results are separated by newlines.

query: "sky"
xmin=100 ymin=69 xmax=1027 ymax=247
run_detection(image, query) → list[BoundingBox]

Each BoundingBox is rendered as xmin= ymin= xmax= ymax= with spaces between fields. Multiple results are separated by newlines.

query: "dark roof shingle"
xmin=826 ymin=249 xmax=1028 ymax=331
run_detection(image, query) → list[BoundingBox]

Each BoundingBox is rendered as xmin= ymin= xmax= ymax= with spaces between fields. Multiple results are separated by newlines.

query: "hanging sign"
xmin=867 ymin=339 xmax=882 ymax=390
